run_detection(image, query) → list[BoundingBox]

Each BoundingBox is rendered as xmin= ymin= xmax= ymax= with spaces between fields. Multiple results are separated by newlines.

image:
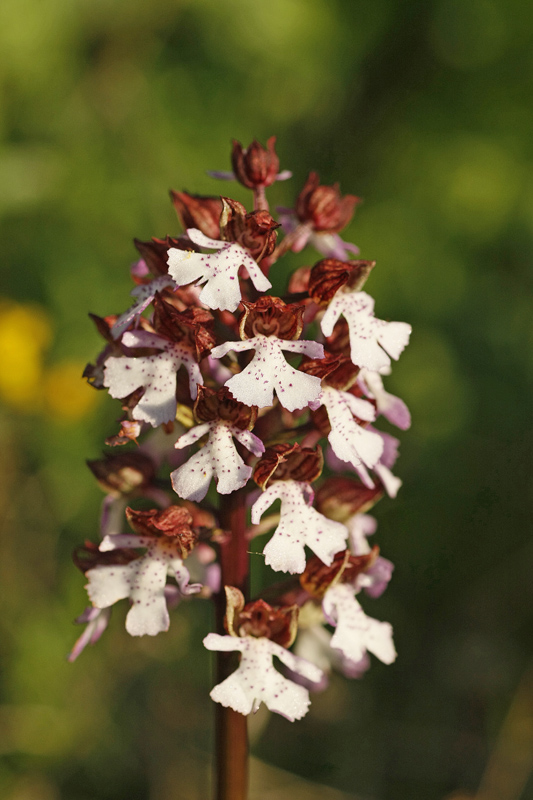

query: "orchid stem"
xmin=214 ymin=489 xmax=249 ymax=800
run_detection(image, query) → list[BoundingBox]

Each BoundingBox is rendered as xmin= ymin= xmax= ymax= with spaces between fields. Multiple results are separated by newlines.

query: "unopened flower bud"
xmin=295 ymin=172 xmax=360 ymax=233
xmin=231 ymin=137 xmax=280 ymax=189
xmin=253 ymin=443 xmax=323 ymax=489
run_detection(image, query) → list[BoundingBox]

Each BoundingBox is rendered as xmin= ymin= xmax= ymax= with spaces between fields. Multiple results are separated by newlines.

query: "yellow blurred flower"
xmin=0 ymin=300 xmax=52 ymax=410
xmin=43 ymin=362 xmax=98 ymax=422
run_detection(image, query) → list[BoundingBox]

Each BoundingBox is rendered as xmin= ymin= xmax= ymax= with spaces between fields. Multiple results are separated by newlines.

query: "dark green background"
xmin=0 ymin=1 xmax=531 ymax=798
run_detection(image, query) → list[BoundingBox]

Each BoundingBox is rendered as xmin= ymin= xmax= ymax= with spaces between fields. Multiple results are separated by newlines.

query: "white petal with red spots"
xmin=203 ymin=633 xmax=323 ymax=721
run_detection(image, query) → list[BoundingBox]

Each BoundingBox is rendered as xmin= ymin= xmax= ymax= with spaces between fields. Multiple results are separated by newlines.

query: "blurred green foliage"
xmin=0 ymin=0 xmax=531 ymax=798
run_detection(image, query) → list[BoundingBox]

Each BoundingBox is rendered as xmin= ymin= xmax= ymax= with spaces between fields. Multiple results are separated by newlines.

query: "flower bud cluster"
xmin=71 ymin=137 xmax=411 ymax=722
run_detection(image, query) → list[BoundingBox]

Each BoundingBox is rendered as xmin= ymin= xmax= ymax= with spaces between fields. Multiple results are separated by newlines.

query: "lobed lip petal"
xmin=212 ymin=336 xmax=323 ymax=411
xmin=359 ymin=369 xmax=411 ymax=430
xmin=321 ymin=292 xmax=410 ymax=371
xmin=322 ymin=387 xmax=384 ymax=470
xmin=251 ymin=481 xmax=348 ymax=575
xmin=167 ymin=231 xmax=272 ymax=312
xmin=203 ymin=634 xmax=323 ymax=721
xmin=323 ymin=584 xmax=396 ymax=665
xmin=171 ymin=421 xmax=259 ymax=501
xmin=86 ymin=537 xmax=201 ymax=637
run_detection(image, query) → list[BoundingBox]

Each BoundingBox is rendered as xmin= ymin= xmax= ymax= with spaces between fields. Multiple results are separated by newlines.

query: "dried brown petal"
xmin=295 ymin=172 xmax=360 ymax=233
xmin=134 ymin=236 xmax=189 ymax=276
xmin=287 ymin=265 xmax=311 ymax=295
xmin=87 ymin=452 xmax=156 ymax=497
xmin=239 ymin=296 xmax=305 ymax=340
xmin=300 ymin=352 xmax=359 ymax=390
xmin=193 ymin=385 xmax=258 ymax=430
xmin=231 ymin=137 xmax=280 ymax=189
xmin=126 ymin=505 xmax=197 ymax=556
xmin=170 ymin=191 xmax=222 ymax=240
xmin=220 ymin=197 xmax=279 ymax=260
xmin=105 ymin=419 xmax=142 ymax=447
xmin=308 ymin=259 xmax=375 ymax=304
xmin=315 ymin=477 xmax=383 ymax=522
xmin=253 ymin=443 xmax=323 ymax=489
xmin=236 ymin=598 xmax=299 ymax=648
xmin=224 ymin=585 xmax=246 ymax=636
xmin=300 ymin=547 xmax=379 ymax=598
xmin=152 ymin=294 xmax=216 ymax=360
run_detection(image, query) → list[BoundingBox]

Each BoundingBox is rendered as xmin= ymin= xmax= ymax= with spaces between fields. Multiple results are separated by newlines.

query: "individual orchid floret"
xmin=210 ymin=298 xmax=324 ymax=411
xmin=209 ymin=137 xmax=292 ymax=187
xmin=167 ymin=227 xmax=272 ymax=312
xmin=110 ymin=275 xmax=177 ymax=340
xmin=251 ymin=477 xmax=348 ymax=574
xmin=322 ymin=583 xmax=396 ymax=666
xmin=293 ymin=615 xmax=370 ymax=687
xmin=86 ymin=506 xmax=201 ymax=637
xmin=321 ymin=290 xmax=411 ymax=372
xmin=204 ymin=588 xmax=323 ymax=721
xmin=204 ymin=634 xmax=322 ymax=721
xmin=170 ymin=386 xmax=264 ymax=502
xmin=320 ymin=386 xmax=383 ymax=470
xmin=358 ymin=368 xmax=411 ymax=430
xmin=302 ymin=353 xmax=384 ymax=472
xmin=103 ymin=329 xmax=204 ymax=426
xmin=277 ymin=173 xmax=360 ymax=259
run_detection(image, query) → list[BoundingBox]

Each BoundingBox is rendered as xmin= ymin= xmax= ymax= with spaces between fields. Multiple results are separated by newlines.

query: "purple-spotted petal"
xmin=103 ymin=339 xmax=201 ymax=426
xmin=321 ymin=291 xmax=411 ymax=371
xmin=359 ymin=369 xmax=411 ymax=430
xmin=171 ymin=421 xmax=258 ymax=501
xmin=86 ymin=537 xmax=201 ymax=637
xmin=212 ymin=335 xmax=323 ymax=411
xmin=251 ymin=481 xmax=348 ymax=574
xmin=321 ymin=387 xmax=383 ymax=470
xmin=203 ymin=634 xmax=322 ymax=721
xmin=322 ymin=584 xmax=396 ymax=665
xmin=167 ymin=230 xmax=271 ymax=312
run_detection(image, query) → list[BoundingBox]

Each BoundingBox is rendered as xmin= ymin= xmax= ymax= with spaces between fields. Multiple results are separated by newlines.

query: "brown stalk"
xmin=213 ymin=488 xmax=249 ymax=800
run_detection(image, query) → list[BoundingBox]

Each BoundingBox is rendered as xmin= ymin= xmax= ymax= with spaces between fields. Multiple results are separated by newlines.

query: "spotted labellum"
xmin=73 ymin=136 xmax=412 ymax=795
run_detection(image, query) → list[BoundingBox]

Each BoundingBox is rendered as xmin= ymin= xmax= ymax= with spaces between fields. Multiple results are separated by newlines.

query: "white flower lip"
xmin=251 ymin=480 xmax=348 ymax=574
xmin=210 ymin=336 xmax=324 ymax=411
xmin=320 ymin=386 xmax=384 ymax=471
xmin=321 ymin=291 xmax=411 ymax=371
xmin=103 ymin=331 xmax=202 ymax=427
xmin=86 ymin=534 xmax=201 ymax=637
xmin=167 ymin=228 xmax=272 ymax=312
xmin=203 ymin=633 xmax=323 ymax=721
xmin=170 ymin=420 xmax=265 ymax=502
xmin=322 ymin=584 xmax=396 ymax=666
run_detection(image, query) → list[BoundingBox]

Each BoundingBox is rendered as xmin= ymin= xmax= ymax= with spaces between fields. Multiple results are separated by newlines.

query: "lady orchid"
xmin=72 ymin=136 xmax=412 ymax=800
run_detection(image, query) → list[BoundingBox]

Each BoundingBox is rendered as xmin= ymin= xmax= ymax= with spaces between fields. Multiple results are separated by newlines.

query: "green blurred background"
xmin=0 ymin=0 xmax=531 ymax=798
